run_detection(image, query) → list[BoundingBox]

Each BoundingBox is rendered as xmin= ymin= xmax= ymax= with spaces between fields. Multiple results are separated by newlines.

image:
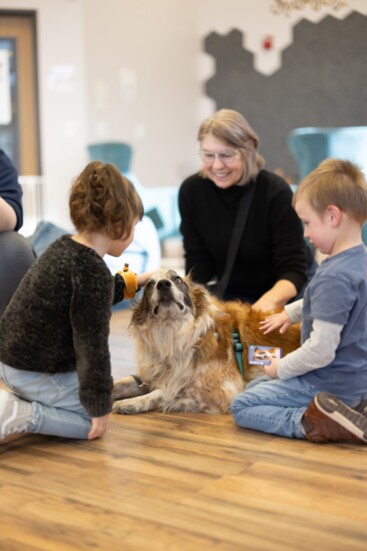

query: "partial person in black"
xmin=0 ymin=149 xmax=35 ymax=317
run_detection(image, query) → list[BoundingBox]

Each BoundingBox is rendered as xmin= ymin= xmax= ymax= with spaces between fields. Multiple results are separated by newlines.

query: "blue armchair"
xmin=87 ymin=142 xmax=132 ymax=173
xmin=87 ymin=142 xmax=180 ymax=242
xmin=288 ymin=127 xmax=367 ymax=244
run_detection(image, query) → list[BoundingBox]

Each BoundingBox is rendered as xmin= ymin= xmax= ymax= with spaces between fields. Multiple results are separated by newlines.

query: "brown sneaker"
xmin=302 ymin=392 xmax=367 ymax=444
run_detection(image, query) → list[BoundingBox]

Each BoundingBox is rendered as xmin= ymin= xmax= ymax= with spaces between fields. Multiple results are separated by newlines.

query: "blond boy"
xmin=231 ymin=159 xmax=367 ymax=444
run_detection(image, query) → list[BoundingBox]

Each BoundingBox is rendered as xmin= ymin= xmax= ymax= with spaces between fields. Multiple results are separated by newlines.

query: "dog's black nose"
xmin=157 ymin=279 xmax=172 ymax=291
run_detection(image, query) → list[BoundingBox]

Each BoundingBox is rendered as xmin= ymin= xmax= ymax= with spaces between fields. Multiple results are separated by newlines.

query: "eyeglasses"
xmin=199 ymin=148 xmax=240 ymax=165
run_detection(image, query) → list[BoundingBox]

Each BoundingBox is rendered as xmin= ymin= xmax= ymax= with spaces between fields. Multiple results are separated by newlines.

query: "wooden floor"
xmin=1 ymin=309 xmax=367 ymax=550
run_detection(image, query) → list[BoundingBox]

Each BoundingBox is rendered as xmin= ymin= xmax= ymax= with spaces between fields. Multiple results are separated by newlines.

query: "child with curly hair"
xmin=0 ymin=161 xmax=151 ymax=441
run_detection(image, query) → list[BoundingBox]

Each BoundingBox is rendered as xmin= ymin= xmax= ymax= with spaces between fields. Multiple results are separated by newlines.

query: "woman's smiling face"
xmin=200 ymin=134 xmax=245 ymax=189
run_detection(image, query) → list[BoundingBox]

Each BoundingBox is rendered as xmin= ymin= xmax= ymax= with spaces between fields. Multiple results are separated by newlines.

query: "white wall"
xmin=0 ymin=0 xmax=87 ymax=229
xmin=84 ymin=0 xmax=201 ymax=190
xmin=0 ymin=0 xmax=366 ymax=229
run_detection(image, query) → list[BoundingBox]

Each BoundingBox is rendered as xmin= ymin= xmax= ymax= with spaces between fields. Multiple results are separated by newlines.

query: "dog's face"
xmin=133 ymin=269 xmax=194 ymax=323
xmin=253 ymin=348 xmax=269 ymax=361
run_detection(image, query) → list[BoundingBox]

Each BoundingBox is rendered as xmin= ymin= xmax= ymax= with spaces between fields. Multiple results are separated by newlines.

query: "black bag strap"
xmin=215 ymin=180 xmax=256 ymax=299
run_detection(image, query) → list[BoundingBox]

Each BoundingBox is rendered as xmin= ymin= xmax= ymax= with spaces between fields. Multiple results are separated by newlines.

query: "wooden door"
xmin=0 ymin=11 xmax=40 ymax=174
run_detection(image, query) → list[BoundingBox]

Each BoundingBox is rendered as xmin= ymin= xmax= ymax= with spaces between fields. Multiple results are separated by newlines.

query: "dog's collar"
xmin=232 ymin=331 xmax=245 ymax=380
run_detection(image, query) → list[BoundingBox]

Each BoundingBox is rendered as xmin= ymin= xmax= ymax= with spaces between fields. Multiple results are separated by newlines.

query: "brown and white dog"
xmin=112 ymin=269 xmax=301 ymax=415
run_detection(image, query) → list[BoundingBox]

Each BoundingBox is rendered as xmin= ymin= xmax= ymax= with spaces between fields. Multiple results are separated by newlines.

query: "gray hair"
xmin=198 ymin=109 xmax=265 ymax=184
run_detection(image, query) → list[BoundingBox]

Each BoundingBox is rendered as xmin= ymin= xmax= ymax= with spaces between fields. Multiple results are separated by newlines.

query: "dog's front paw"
xmin=112 ymin=399 xmax=138 ymax=415
xmin=112 ymin=389 xmax=162 ymax=414
xmin=112 ymin=375 xmax=150 ymax=401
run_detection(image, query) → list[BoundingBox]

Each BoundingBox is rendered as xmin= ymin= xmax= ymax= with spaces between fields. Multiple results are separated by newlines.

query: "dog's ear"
xmin=184 ymin=271 xmax=193 ymax=286
xmin=186 ymin=278 xmax=216 ymax=319
xmin=130 ymin=288 xmax=151 ymax=326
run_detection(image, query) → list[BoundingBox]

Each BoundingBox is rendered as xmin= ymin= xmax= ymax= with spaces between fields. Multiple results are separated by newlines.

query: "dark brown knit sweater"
xmin=0 ymin=235 xmax=125 ymax=417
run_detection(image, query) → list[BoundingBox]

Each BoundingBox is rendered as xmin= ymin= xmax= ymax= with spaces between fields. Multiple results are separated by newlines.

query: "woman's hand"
xmin=259 ymin=310 xmax=292 ymax=335
xmin=251 ymin=295 xmax=280 ymax=313
xmin=88 ymin=414 xmax=110 ymax=440
xmin=252 ymin=280 xmax=297 ymax=312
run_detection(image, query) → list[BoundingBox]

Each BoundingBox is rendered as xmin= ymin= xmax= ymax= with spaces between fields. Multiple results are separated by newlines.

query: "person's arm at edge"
xmin=0 ymin=149 xmax=23 ymax=230
xmin=0 ymin=197 xmax=17 ymax=231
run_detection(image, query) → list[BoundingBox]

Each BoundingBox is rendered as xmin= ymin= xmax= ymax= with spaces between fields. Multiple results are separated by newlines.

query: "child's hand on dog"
xmin=260 ymin=310 xmax=292 ymax=335
xmin=137 ymin=270 xmax=156 ymax=288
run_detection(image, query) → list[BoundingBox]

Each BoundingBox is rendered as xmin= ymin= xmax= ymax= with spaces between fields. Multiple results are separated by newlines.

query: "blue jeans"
xmin=0 ymin=362 xmax=92 ymax=439
xmin=231 ymin=375 xmax=322 ymax=439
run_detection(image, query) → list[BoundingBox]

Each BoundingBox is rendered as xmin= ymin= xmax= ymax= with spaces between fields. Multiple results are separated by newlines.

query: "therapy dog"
xmin=112 ymin=269 xmax=301 ymax=415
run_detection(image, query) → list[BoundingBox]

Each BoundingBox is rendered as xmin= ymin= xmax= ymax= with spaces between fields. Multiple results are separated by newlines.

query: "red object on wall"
xmin=262 ymin=35 xmax=274 ymax=50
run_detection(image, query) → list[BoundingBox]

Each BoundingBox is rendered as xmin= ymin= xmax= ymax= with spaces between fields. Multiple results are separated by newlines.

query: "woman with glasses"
xmin=178 ymin=109 xmax=313 ymax=311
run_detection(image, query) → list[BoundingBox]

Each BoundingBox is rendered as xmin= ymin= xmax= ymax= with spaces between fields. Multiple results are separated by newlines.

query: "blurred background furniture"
xmin=88 ymin=141 xmax=184 ymax=276
xmin=104 ymin=215 xmax=161 ymax=274
xmin=87 ymin=142 xmax=133 ymax=174
xmin=87 ymin=142 xmax=181 ymax=243
xmin=288 ymin=127 xmax=367 ymax=244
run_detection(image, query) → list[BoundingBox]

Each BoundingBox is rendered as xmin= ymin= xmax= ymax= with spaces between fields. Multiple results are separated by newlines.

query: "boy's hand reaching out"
xmin=259 ymin=310 xmax=292 ymax=335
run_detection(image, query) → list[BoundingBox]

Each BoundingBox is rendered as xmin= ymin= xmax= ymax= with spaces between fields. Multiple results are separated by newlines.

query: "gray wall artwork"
xmin=204 ymin=12 xmax=367 ymax=182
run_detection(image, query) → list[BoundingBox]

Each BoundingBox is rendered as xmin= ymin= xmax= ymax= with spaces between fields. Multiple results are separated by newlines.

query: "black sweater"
xmin=0 ymin=235 xmax=126 ymax=417
xmin=178 ymin=170 xmax=311 ymax=301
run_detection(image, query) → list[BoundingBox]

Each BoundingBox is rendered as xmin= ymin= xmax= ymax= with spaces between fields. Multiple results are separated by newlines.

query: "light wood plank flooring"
xmin=1 ymin=308 xmax=367 ymax=550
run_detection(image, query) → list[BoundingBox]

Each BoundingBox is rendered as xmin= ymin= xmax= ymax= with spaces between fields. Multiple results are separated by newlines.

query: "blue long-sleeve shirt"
xmin=0 ymin=149 xmax=23 ymax=230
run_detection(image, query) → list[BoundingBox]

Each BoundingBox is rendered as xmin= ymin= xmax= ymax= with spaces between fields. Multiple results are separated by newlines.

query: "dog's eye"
xmin=174 ymin=276 xmax=182 ymax=284
xmin=146 ymin=281 xmax=155 ymax=289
